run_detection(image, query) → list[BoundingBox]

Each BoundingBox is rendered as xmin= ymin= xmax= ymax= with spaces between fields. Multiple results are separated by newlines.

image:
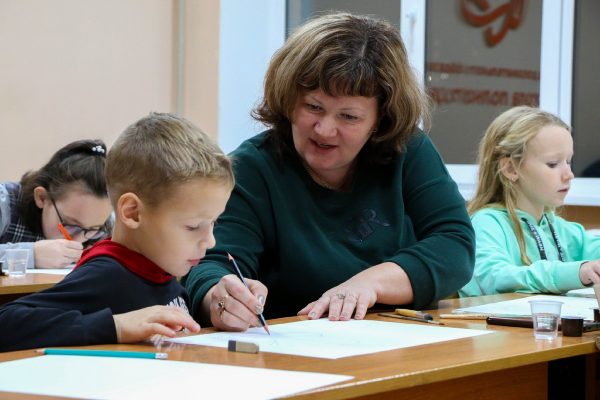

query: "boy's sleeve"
xmin=0 ymin=266 xmax=118 ymax=352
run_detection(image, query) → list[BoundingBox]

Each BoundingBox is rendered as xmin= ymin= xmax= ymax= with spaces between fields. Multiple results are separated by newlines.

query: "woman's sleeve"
xmin=384 ymin=134 xmax=475 ymax=308
xmin=470 ymin=213 xmax=583 ymax=295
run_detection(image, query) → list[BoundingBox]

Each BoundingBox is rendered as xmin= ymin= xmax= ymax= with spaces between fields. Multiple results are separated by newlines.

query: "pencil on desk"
xmin=379 ymin=313 xmax=444 ymax=325
xmin=36 ymin=348 xmax=168 ymax=359
xmin=395 ymin=308 xmax=434 ymax=320
xmin=439 ymin=313 xmax=491 ymax=320
xmin=227 ymin=252 xmax=270 ymax=335
xmin=485 ymin=317 xmax=533 ymax=329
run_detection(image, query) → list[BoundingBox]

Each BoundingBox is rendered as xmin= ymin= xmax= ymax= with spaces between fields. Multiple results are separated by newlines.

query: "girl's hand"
xmin=33 ymin=239 xmax=83 ymax=268
xmin=579 ymin=260 xmax=600 ymax=286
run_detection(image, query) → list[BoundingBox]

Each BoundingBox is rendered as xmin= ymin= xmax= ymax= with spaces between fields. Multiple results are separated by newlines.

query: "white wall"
xmin=218 ymin=0 xmax=285 ymax=153
xmin=0 ymin=0 xmax=219 ymax=181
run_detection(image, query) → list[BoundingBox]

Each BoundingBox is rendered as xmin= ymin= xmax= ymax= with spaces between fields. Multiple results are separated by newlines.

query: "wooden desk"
xmin=561 ymin=205 xmax=600 ymax=229
xmin=0 ymin=294 xmax=598 ymax=399
xmin=0 ymin=273 xmax=65 ymax=304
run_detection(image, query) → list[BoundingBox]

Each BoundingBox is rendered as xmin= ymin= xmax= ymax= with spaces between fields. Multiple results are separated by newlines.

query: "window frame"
xmin=219 ymin=0 xmax=600 ymax=205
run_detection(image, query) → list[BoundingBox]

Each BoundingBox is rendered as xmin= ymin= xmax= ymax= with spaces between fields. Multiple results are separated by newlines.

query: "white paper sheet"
xmin=168 ymin=319 xmax=492 ymax=359
xmin=26 ymin=268 xmax=73 ymax=275
xmin=0 ymin=355 xmax=352 ymax=400
xmin=455 ymin=294 xmax=599 ymax=320
xmin=2 ymin=266 xmax=73 ymax=275
xmin=566 ymin=287 xmax=596 ymax=298
xmin=587 ymin=229 xmax=600 ymax=237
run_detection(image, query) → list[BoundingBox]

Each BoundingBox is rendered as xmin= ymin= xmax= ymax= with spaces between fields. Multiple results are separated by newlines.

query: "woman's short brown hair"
xmin=253 ymin=12 xmax=430 ymax=163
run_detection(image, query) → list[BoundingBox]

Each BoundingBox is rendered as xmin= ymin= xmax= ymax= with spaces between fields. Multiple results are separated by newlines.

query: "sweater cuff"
xmin=80 ymin=308 xmax=118 ymax=345
xmin=386 ymin=253 xmax=434 ymax=309
xmin=555 ymin=261 xmax=586 ymax=292
xmin=193 ymin=278 xmax=221 ymax=320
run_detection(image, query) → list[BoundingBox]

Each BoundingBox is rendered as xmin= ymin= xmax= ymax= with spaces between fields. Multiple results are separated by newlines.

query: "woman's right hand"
xmin=203 ymin=274 xmax=268 ymax=331
xmin=33 ymin=239 xmax=83 ymax=268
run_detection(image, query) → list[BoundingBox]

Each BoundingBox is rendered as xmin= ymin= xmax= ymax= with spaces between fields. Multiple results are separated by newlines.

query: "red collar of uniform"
xmin=75 ymin=239 xmax=174 ymax=284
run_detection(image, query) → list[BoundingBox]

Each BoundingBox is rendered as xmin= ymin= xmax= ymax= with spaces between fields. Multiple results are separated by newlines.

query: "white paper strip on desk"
xmin=25 ymin=268 xmax=73 ymax=275
xmin=566 ymin=287 xmax=596 ymax=298
xmin=454 ymin=294 xmax=598 ymax=320
xmin=168 ymin=318 xmax=492 ymax=359
xmin=0 ymin=355 xmax=352 ymax=400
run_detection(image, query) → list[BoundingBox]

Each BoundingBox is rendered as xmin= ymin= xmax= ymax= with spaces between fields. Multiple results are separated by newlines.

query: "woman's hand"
xmin=298 ymin=262 xmax=414 ymax=321
xmin=579 ymin=260 xmax=600 ymax=286
xmin=298 ymin=276 xmax=378 ymax=321
xmin=203 ymin=274 xmax=268 ymax=331
xmin=33 ymin=239 xmax=83 ymax=268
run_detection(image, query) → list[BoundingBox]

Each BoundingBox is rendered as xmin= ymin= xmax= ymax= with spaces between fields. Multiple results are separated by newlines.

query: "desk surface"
xmin=0 ymin=294 xmax=598 ymax=399
xmin=0 ymin=272 xmax=64 ymax=296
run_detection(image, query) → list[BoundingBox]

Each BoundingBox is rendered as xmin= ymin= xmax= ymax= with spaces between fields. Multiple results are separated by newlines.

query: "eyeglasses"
xmin=50 ymin=198 xmax=107 ymax=240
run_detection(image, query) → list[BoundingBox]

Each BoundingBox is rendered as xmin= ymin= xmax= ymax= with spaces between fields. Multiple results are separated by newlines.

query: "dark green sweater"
xmin=183 ymin=131 xmax=474 ymax=320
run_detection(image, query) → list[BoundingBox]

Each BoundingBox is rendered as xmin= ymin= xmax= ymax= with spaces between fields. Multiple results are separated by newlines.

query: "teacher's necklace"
xmin=302 ymin=162 xmax=344 ymax=191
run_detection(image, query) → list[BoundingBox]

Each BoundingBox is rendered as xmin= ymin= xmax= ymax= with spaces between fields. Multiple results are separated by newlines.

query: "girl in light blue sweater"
xmin=460 ymin=106 xmax=600 ymax=296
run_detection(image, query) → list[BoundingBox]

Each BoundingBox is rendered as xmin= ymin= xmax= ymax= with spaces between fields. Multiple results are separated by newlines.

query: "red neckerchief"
xmin=75 ymin=238 xmax=174 ymax=284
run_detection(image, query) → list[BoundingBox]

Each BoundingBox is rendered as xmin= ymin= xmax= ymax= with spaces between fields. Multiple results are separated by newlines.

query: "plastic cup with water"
xmin=5 ymin=249 xmax=28 ymax=276
xmin=529 ymin=300 xmax=563 ymax=340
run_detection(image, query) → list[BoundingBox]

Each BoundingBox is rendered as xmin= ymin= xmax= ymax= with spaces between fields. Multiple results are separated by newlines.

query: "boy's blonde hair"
xmin=469 ymin=106 xmax=570 ymax=264
xmin=106 ymin=112 xmax=234 ymax=208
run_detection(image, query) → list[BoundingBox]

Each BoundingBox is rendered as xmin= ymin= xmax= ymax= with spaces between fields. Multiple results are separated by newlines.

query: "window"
xmin=425 ymin=0 xmax=542 ymax=164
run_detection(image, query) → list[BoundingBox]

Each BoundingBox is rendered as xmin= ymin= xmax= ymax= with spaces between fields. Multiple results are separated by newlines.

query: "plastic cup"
xmin=5 ymin=249 xmax=28 ymax=276
xmin=529 ymin=300 xmax=562 ymax=340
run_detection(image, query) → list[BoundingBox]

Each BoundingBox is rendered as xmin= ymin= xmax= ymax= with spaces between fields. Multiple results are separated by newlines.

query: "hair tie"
xmin=90 ymin=145 xmax=106 ymax=156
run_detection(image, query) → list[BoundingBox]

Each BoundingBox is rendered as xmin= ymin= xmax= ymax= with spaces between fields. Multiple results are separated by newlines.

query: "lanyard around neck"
xmin=521 ymin=215 xmax=566 ymax=262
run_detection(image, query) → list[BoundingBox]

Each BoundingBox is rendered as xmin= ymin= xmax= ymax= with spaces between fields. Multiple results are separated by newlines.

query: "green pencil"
xmin=36 ymin=348 xmax=168 ymax=359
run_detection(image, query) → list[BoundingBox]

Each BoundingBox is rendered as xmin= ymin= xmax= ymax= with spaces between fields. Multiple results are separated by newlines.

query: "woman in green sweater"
xmin=184 ymin=13 xmax=475 ymax=331
xmin=460 ymin=106 xmax=600 ymax=297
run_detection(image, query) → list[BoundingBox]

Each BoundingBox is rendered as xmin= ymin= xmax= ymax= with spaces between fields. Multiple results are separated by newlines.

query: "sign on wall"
xmin=426 ymin=0 xmax=540 ymax=164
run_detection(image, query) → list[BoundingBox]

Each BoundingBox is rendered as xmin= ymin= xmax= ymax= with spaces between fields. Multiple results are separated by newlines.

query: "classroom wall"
xmin=0 ymin=0 xmax=219 ymax=182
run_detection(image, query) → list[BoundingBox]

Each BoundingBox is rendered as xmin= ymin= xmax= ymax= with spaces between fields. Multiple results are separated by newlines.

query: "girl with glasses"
xmin=0 ymin=140 xmax=112 ymax=268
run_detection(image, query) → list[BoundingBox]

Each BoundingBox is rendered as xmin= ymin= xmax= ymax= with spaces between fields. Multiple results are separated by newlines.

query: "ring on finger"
xmin=217 ymin=294 xmax=229 ymax=311
xmin=219 ymin=308 xmax=226 ymax=321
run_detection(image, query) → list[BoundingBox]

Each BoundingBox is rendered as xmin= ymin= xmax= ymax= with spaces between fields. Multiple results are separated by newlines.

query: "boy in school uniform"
xmin=0 ymin=112 xmax=234 ymax=352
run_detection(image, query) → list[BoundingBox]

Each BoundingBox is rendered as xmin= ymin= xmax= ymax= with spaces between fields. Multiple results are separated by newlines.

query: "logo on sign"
xmin=460 ymin=0 xmax=525 ymax=47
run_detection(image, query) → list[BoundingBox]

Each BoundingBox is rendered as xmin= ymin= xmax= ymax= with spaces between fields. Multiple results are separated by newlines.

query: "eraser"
xmin=227 ymin=340 xmax=259 ymax=354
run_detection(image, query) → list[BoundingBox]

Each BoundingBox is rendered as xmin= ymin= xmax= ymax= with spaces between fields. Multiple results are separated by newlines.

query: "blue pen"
xmin=37 ymin=348 xmax=168 ymax=359
xmin=227 ymin=252 xmax=271 ymax=335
